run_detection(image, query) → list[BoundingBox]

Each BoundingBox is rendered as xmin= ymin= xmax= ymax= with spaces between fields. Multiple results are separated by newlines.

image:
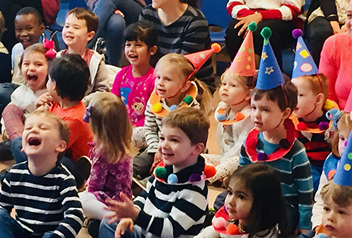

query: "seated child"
xmin=99 ymin=107 xmax=210 ymax=238
xmin=111 ymin=21 xmax=157 ymax=148
xmin=291 ymin=30 xmax=336 ymax=192
xmin=195 ymin=163 xmax=288 ymax=238
xmin=0 ymin=11 xmax=11 ymax=84
xmin=0 ymin=110 xmax=84 ymax=238
xmin=58 ymin=7 xmax=109 ymax=105
xmin=239 ymin=27 xmax=313 ymax=235
xmin=133 ymin=45 xmax=219 ymax=179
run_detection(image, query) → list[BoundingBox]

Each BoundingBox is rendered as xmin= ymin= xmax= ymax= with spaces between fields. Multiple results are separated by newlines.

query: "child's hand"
xmin=36 ymin=93 xmax=53 ymax=109
xmin=150 ymin=152 xmax=162 ymax=174
xmin=235 ymin=13 xmax=262 ymax=36
xmin=104 ymin=192 xmax=140 ymax=223
xmin=115 ymin=218 xmax=134 ymax=238
xmin=114 ymin=9 xmax=124 ymax=17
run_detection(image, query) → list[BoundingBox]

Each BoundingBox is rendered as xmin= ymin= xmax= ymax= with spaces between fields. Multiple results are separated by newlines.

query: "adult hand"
xmin=104 ymin=192 xmax=140 ymax=223
xmin=114 ymin=9 xmax=124 ymax=17
xmin=115 ymin=218 xmax=134 ymax=238
xmin=235 ymin=13 xmax=262 ymax=36
xmin=330 ymin=21 xmax=341 ymax=34
xmin=149 ymin=151 xmax=162 ymax=174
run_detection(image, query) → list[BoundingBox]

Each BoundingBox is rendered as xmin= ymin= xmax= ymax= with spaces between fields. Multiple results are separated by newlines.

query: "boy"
xmin=0 ymin=110 xmax=84 ymax=238
xmin=291 ymin=31 xmax=335 ymax=192
xmin=100 ymin=107 xmax=210 ymax=238
xmin=239 ymin=27 xmax=313 ymax=235
xmin=58 ymin=7 xmax=109 ymax=105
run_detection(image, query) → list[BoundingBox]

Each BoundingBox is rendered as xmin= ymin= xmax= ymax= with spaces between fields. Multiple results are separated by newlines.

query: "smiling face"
xmin=219 ymin=73 xmax=250 ymax=106
xmin=291 ymin=77 xmax=318 ymax=119
xmin=225 ymin=177 xmax=253 ymax=223
xmin=62 ymin=14 xmax=94 ymax=49
xmin=21 ymin=51 xmax=48 ymax=93
xmin=346 ymin=1 xmax=352 ymax=38
xmin=14 ymin=14 xmax=44 ymax=49
xmin=338 ymin=127 xmax=350 ymax=156
xmin=322 ymin=196 xmax=352 ymax=238
xmin=124 ymin=39 xmax=155 ymax=67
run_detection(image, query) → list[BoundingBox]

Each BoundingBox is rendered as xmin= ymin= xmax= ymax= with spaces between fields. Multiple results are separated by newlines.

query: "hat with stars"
xmin=228 ymin=22 xmax=257 ymax=77
xmin=256 ymin=27 xmax=284 ymax=90
xmin=334 ymin=129 xmax=352 ymax=186
xmin=291 ymin=29 xmax=319 ymax=79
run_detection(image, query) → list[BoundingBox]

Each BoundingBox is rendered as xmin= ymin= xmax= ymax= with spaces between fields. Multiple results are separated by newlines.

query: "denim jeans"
xmin=99 ymin=218 xmax=142 ymax=238
xmin=87 ymin=0 xmax=143 ymax=66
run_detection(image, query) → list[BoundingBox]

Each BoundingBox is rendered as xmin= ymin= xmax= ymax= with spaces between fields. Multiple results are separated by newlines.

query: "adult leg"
xmin=0 ymin=83 xmax=19 ymax=124
xmin=104 ymin=14 xmax=125 ymax=66
xmin=99 ymin=218 xmax=141 ymax=238
xmin=225 ymin=19 xmax=245 ymax=60
xmin=133 ymin=150 xmax=155 ymax=179
xmin=305 ymin=17 xmax=333 ymax=66
xmin=10 ymin=136 xmax=27 ymax=163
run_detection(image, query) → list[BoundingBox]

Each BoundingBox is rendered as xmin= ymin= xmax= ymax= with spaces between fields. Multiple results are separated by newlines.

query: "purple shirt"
xmin=111 ymin=65 xmax=155 ymax=127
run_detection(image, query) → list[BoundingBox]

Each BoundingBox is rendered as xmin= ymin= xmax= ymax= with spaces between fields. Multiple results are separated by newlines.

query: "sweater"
xmin=306 ymin=0 xmax=348 ymax=24
xmin=0 ymin=161 xmax=83 ymax=238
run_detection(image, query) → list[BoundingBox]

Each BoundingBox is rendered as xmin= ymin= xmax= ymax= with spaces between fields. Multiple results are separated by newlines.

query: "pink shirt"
xmin=111 ymin=65 xmax=155 ymax=127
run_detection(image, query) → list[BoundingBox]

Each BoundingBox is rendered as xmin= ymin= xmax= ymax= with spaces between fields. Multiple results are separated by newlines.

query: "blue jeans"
xmin=99 ymin=218 xmax=142 ymax=238
xmin=0 ymin=207 xmax=54 ymax=238
xmin=311 ymin=163 xmax=323 ymax=193
xmin=87 ymin=0 xmax=142 ymax=66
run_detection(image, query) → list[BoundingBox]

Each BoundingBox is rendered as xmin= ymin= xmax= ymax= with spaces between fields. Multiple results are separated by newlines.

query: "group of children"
xmin=0 ymin=4 xmax=351 ymax=238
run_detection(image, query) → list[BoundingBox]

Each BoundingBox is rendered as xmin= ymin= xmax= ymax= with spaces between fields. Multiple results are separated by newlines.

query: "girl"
xmin=133 ymin=51 xmax=213 ymax=179
xmin=111 ymin=21 xmax=157 ymax=148
xmin=312 ymin=111 xmax=352 ymax=230
xmin=195 ymin=163 xmax=288 ymax=238
xmin=2 ymin=41 xmax=54 ymax=141
xmin=79 ymin=92 xmax=134 ymax=236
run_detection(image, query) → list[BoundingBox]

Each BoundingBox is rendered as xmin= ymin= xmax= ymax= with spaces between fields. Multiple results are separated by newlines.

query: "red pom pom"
xmin=211 ymin=43 xmax=221 ymax=53
xmin=297 ymin=122 xmax=307 ymax=130
xmin=226 ymin=224 xmax=239 ymax=235
xmin=328 ymin=170 xmax=336 ymax=180
xmin=204 ymin=165 xmax=217 ymax=178
xmin=235 ymin=112 xmax=245 ymax=121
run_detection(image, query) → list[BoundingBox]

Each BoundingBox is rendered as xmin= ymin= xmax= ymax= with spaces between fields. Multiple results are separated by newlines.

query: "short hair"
xmin=67 ymin=7 xmax=98 ymax=33
xmin=124 ymin=21 xmax=158 ymax=49
xmin=251 ymin=74 xmax=297 ymax=112
xmin=89 ymin=92 xmax=135 ymax=163
xmin=49 ymin=54 xmax=89 ymax=101
xmin=331 ymin=112 xmax=352 ymax=156
xmin=16 ymin=6 xmax=43 ymax=25
xmin=20 ymin=43 xmax=54 ymax=68
xmin=161 ymin=107 xmax=210 ymax=145
xmin=299 ymin=73 xmax=329 ymax=107
xmin=321 ymin=180 xmax=352 ymax=207
xmin=220 ymin=69 xmax=258 ymax=90
xmin=226 ymin=163 xmax=288 ymax=237
xmin=28 ymin=109 xmax=70 ymax=160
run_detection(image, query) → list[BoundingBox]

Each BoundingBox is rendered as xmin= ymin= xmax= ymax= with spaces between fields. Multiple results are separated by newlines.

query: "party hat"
xmin=344 ymin=89 xmax=352 ymax=113
xmin=228 ymin=22 xmax=257 ymax=76
xmin=291 ymin=29 xmax=319 ymax=79
xmin=184 ymin=43 xmax=221 ymax=79
xmin=334 ymin=129 xmax=352 ymax=186
xmin=256 ymin=27 xmax=284 ymax=90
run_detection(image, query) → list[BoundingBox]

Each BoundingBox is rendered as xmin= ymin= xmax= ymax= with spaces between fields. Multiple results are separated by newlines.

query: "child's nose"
xmin=327 ymin=211 xmax=336 ymax=222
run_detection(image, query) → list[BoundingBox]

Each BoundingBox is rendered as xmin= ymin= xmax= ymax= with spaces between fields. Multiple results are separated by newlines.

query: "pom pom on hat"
xmin=226 ymin=224 xmax=240 ymax=235
xmin=204 ymin=165 xmax=217 ymax=178
xmin=167 ymin=173 xmax=178 ymax=184
xmin=155 ymin=167 xmax=167 ymax=180
xmin=211 ymin=43 xmax=221 ymax=53
xmin=258 ymin=152 xmax=268 ymax=161
xmin=292 ymin=29 xmax=302 ymax=39
xmin=260 ymin=27 xmax=272 ymax=40
xmin=189 ymin=173 xmax=202 ymax=182
xmin=234 ymin=112 xmax=245 ymax=121
xmin=279 ymin=139 xmax=290 ymax=149
xmin=297 ymin=121 xmax=307 ymax=130
xmin=152 ymin=103 xmax=163 ymax=113
xmin=248 ymin=22 xmax=257 ymax=32
xmin=318 ymin=121 xmax=329 ymax=130
xmin=212 ymin=217 xmax=226 ymax=229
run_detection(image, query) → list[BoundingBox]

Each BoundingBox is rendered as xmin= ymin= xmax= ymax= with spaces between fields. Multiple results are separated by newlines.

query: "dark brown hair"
xmin=67 ymin=7 xmax=98 ymax=32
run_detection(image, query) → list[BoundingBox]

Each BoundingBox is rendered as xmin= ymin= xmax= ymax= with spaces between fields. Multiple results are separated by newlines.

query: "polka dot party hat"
xmin=291 ymin=29 xmax=319 ymax=79
xmin=334 ymin=129 xmax=352 ymax=186
xmin=228 ymin=22 xmax=257 ymax=77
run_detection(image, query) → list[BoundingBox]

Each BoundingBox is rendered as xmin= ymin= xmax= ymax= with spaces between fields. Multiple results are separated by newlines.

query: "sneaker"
xmin=87 ymin=219 xmax=101 ymax=238
xmin=0 ymin=140 xmax=14 ymax=161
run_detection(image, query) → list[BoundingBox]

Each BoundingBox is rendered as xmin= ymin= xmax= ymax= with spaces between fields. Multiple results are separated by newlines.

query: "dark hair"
xmin=226 ymin=163 xmax=288 ymax=237
xmin=124 ymin=21 xmax=158 ymax=49
xmin=180 ymin=0 xmax=199 ymax=8
xmin=16 ymin=6 xmax=43 ymax=25
xmin=49 ymin=54 xmax=89 ymax=101
xmin=251 ymin=74 xmax=297 ymax=113
xmin=67 ymin=7 xmax=98 ymax=32
xmin=161 ymin=107 xmax=210 ymax=145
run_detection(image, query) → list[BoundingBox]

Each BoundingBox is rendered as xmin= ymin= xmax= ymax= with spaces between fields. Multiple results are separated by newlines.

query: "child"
xmin=59 ymin=7 xmax=109 ymax=105
xmin=312 ymin=110 xmax=352 ymax=229
xmin=111 ymin=21 xmax=157 ymax=148
xmin=0 ymin=110 xmax=84 ymax=238
xmin=133 ymin=45 xmax=219 ymax=179
xmin=0 ymin=11 xmax=11 ymax=84
xmin=239 ymin=27 xmax=313 ymax=235
xmin=206 ymin=23 xmax=256 ymax=184
xmin=291 ymin=29 xmax=336 ymax=192
xmin=195 ymin=163 xmax=288 ymax=238
xmin=99 ymin=107 xmax=210 ymax=238
xmin=79 ymin=92 xmax=134 ymax=237
xmin=2 ymin=42 xmax=54 ymax=141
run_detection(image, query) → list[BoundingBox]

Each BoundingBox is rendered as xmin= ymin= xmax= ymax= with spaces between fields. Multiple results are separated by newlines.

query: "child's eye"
xmin=159 ymin=136 xmax=165 ymax=141
xmin=251 ymin=106 xmax=256 ymax=110
xmin=171 ymin=139 xmax=179 ymax=142
xmin=231 ymin=84 xmax=236 ymax=87
xmin=263 ymin=108 xmax=270 ymax=112
xmin=323 ymin=206 xmax=330 ymax=212
xmin=226 ymin=189 xmax=233 ymax=195
xmin=298 ymin=94 xmax=303 ymax=97
xmin=26 ymin=27 xmax=33 ymax=31
xmin=238 ymin=194 xmax=245 ymax=200
xmin=338 ymin=210 xmax=345 ymax=215
xmin=74 ymin=26 xmax=80 ymax=30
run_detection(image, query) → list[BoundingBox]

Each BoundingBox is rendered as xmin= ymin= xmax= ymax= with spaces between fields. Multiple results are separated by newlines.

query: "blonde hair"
xmin=89 ymin=92 xmax=135 ymax=163
xmin=300 ymin=73 xmax=329 ymax=106
xmin=220 ymin=69 xmax=257 ymax=90
xmin=321 ymin=180 xmax=352 ymax=207
xmin=156 ymin=53 xmax=213 ymax=115
xmin=331 ymin=112 xmax=352 ymax=156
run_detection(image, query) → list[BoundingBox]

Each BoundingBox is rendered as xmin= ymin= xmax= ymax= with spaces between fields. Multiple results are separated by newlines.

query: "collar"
xmin=245 ymin=119 xmax=296 ymax=162
xmin=212 ymin=206 xmax=245 ymax=236
xmin=214 ymin=102 xmax=251 ymax=126
xmin=149 ymin=81 xmax=198 ymax=117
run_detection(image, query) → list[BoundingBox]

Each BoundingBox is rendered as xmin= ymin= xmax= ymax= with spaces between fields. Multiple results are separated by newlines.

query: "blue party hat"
xmin=291 ymin=29 xmax=319 ymax=79
xmin=334 ymin=129 xmax=352 ymax=186
xmin=256 ymin=27 xmax=284 ymax=90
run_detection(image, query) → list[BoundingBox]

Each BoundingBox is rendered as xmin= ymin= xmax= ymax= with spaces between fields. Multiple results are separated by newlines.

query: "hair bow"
xmin=44 ymin=38 xmax=57 ymax=59
xmin=83 ymin=105 xmax=92 ymax=123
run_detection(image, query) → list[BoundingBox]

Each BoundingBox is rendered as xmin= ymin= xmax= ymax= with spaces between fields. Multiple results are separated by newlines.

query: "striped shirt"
xmin=239 ymin=132 xmax=314 ymax=230
xmin=0 ymin=162 xmax=84 ymax=238
xmin=133 ymin=156 xmax=208 ymax=237
xmin=140 ymin=5 xmax=214 ymax=86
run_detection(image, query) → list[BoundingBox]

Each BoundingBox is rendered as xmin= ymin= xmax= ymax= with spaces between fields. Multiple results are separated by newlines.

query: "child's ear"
xmin=149 ymin=45 xmax=157 ymax=56
xmin=86 ymin=31 xmax=95 ymax=42
xmin=192 ymin=143 xmax=205 ymax=155
xmin=245 ymin=88 xmax=252 ymax=101
xmin=282 ymin=107 xmax=292 ymax=119
xmin=55 ymin=140 xmax=67 ymax=153
xmin=181 ymin=80 xmax=192 ymax=93
xmin=39 ymin=23 xmax=45 ymax=34
xmin=316 ymin=92 xmax=325 ymax=106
